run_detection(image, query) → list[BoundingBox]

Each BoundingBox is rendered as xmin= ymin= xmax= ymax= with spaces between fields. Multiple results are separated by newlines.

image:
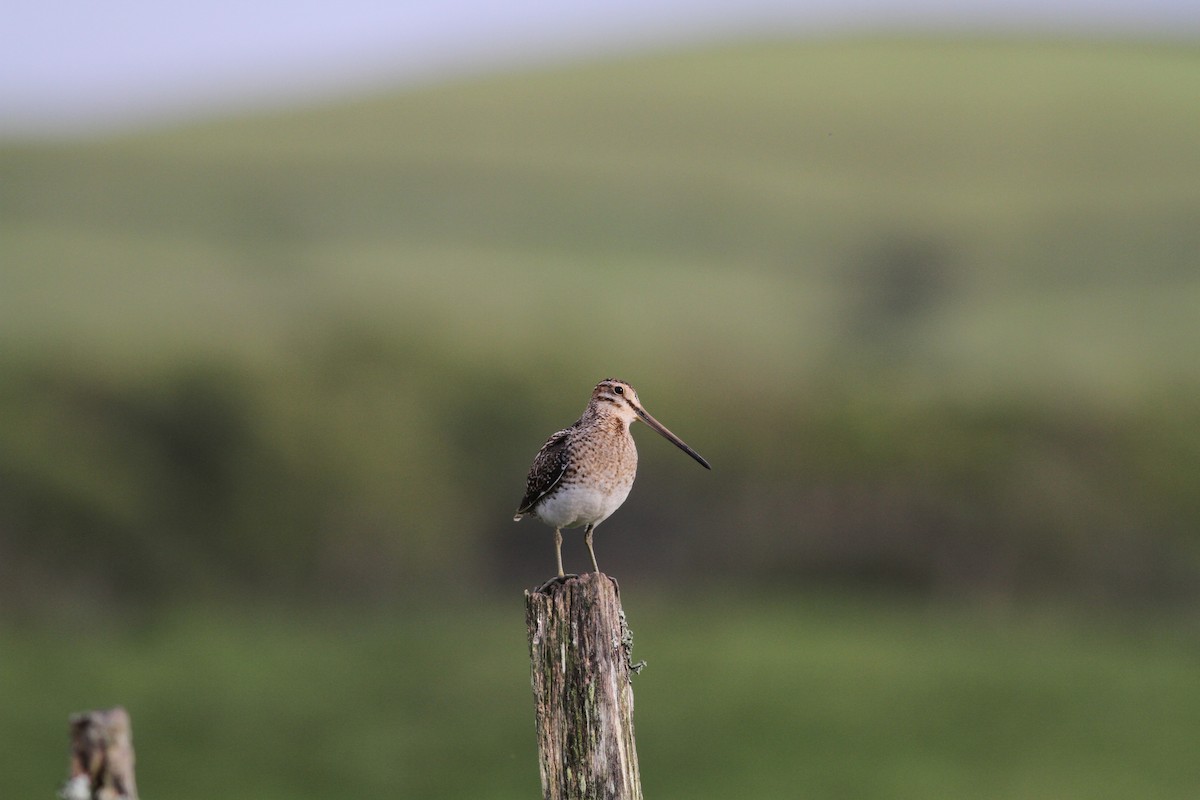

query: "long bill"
xmin=634 ymin=405 xmax=712 ymax=470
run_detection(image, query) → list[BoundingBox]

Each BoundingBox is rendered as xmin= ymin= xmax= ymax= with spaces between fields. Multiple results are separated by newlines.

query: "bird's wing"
xmin=515 ymin=426 xmax=573 ymax=516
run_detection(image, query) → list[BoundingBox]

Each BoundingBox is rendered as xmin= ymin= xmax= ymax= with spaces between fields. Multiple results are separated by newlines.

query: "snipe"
xmin=514 ymin=378 xmax=710 ymax=577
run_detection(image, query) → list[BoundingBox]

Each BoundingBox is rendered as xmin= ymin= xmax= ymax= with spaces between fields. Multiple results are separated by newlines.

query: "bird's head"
xmin=589 ymin=378 xmax=710 ymax=470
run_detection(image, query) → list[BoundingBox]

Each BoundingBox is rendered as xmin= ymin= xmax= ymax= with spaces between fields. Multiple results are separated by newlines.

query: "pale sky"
xmin=3 ymin=0 xmax=1197 ymax=136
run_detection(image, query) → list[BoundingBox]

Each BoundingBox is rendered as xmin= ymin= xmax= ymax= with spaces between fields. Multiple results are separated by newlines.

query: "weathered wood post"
xmin=60 ymin=707 xmax=139 ymax=800
xmin=525 ymin=572 xmax=643 ymax=800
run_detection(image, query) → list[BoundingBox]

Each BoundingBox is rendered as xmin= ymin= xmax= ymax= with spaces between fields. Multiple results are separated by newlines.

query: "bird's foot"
xmin=534 ymin=573 xmax=579 ymax=594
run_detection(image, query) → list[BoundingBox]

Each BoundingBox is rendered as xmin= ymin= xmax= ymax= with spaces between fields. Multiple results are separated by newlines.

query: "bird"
xmin=514 ymin=378 xmax=711 ymax=577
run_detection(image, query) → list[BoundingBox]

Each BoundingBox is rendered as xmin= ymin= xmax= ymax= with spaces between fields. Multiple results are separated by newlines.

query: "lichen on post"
xmin=525 ymin=572 xmax=643 ymax=800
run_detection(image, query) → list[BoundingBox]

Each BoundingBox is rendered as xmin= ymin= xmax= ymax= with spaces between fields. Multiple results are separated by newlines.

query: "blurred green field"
xmin=6 ymin=597 xmax=1200 ymax=799
xmin=5 ymin=38 xmax=1199 ymax=391
xmin=5 ymin=34 xmax=1200 ymax=800
xmin=1 ymin=36 xmax=1199 ymax=604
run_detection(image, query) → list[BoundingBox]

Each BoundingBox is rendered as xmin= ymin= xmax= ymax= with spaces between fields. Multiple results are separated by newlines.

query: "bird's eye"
xmin=613 ymin=385 xmax=624 ymax=395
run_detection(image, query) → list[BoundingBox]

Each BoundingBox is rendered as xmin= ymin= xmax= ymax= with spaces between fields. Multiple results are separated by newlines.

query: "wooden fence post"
xmin=525 ymin=572 xmax=644 ymax=800
xmin=60 ymin=707 xmax=139 ymax=800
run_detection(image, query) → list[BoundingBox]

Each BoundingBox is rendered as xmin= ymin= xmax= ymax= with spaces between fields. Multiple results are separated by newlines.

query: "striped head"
xmin=589 ymin=378 xmax=642 ymax=424
xmin=587 ymin=378 xmax=711 ymax=470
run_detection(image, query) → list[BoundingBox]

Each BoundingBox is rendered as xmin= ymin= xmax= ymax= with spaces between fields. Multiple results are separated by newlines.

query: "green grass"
xmin=3 ymin=38 xmax=1198 ymax=393
xmin=5 ymin=595 xmax=1200 ymax=799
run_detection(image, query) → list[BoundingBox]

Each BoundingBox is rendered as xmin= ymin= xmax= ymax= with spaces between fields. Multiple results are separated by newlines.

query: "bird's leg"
xmin=584 ymin=524 xmax=600 ymax=574
xmin=554 ymin=528 xmax=565 ymax=578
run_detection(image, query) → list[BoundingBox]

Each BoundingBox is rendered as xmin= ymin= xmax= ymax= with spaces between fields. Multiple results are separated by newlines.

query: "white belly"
xmin=534 ymin=480 xmax=633 ymax=530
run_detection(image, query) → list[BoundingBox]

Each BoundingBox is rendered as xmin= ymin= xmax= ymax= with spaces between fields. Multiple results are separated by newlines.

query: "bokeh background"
xmin=3 ymin=2 xmax=1200 ymax=798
